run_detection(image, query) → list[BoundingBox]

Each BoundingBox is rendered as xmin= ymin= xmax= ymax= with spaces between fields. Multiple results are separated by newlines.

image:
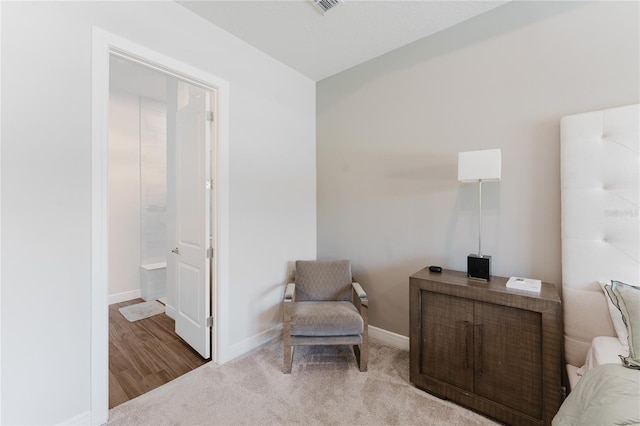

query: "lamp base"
xmin=467 ymin=254 xmax=491 ymax=281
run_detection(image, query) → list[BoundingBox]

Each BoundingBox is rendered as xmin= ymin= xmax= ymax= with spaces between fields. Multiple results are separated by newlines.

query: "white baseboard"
xmin=227 ymin=325 xmax=283 ymax=362
xmin=164 ymin=303 xmax=176 ymax=319
xmin=108 ymin=289 xmax=141 ymax=305
xmin=59 ymin=410 xmax=91 ymax=426
xmin=368 ymin=325 xmax=409 ymax=351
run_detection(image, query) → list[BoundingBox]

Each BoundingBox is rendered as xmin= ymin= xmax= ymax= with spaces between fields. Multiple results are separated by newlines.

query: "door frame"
xmin=91 ymin=27 xmax=230 ymax=425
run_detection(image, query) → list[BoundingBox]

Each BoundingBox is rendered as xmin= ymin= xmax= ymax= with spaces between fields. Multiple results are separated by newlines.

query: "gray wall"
xmin=317 ymin=1 xmax=639 ymax=337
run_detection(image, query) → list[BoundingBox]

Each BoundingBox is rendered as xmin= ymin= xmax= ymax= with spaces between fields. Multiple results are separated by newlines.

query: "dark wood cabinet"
xmin=410 ymin=268 xmax=562 ymax=426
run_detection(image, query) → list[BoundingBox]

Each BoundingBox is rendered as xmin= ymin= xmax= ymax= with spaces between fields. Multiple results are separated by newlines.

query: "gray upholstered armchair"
xmin=283 ymin=259 xmax=368 ymax=374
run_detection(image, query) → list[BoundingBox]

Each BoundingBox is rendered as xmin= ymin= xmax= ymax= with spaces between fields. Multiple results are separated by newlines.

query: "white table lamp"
xmin=458 ymin=149 xmax=501 ymax=281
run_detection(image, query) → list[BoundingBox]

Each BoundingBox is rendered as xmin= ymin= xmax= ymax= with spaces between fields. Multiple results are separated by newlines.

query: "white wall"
xmin=317 ymin=1 xmax=639 ymax=336
xmin=108 ymin=90 xmax=168 ymax=304
xmin=108 ymin=90 xmax=142 ymax=301
xmin=139 ymin=98 xmax=167 ymax=266
xmin=0 ymin=2 xmax=316 ymax=424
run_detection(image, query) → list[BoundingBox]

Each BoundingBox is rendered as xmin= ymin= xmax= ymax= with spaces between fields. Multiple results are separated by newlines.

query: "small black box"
xmin=467 ymin=254 xmax=491 ymax=281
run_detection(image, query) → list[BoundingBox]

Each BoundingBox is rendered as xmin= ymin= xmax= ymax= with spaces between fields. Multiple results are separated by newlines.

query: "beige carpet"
xmin=108 ymin=337 xmax=498 ymax=425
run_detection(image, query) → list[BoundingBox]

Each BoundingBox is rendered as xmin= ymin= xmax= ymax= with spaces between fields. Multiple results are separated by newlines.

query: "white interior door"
xmin=173 ymin=81 xmax=212 ymax=359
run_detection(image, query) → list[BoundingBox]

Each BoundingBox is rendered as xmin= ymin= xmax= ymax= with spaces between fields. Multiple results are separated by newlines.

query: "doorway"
xmin=92 ymin=27 xmax=230 ymax=424
xmin=107 ymin=55 xmax=215 ymax=407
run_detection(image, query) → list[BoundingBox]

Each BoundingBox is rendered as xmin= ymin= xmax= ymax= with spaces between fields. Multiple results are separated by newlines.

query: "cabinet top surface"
xmin=410 ymin=268 xmax=561 ymax=304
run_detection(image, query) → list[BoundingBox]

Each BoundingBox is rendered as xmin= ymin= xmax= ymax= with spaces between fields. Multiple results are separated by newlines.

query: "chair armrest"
xmin=284 ymin=283 xmax=295 ymax=323
xmin=284 ymin=283 xmax=295 ymax=302
xmin=352 ymin=282 xmax=368 ymax=307
xmin=352 ymin=282 xmax=368 ymax=335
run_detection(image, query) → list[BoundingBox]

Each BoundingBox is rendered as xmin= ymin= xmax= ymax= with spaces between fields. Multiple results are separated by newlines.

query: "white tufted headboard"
xmin=560 ymin=104 xmax=640 ymax=375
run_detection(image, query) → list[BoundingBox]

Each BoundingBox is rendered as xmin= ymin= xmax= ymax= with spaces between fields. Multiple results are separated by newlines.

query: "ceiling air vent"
xmin=313 ymin=0 xmax=344 ymax=15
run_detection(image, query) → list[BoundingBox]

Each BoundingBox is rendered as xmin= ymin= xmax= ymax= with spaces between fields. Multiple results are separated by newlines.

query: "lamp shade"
xmin=458 ymin=149 xmax=502 ymax=182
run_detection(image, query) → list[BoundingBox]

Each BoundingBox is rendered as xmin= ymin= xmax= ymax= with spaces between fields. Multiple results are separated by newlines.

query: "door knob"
xmin=171 ymin=247 xmax=180 ymax=255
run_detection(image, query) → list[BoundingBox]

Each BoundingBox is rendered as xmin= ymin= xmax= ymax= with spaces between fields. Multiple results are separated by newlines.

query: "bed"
xmin=554 ymin=103 xmax=640 ymax=425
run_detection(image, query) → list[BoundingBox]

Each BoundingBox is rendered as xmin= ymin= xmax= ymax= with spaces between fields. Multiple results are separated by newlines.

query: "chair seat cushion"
xmin=291 ymin=301 xmax=364 ymax=337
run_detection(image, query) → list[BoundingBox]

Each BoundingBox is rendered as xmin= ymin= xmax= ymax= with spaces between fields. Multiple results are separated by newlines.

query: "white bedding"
xmin=577 ymin=336 xmax=626 ymax=377
xmin=568 ymin=336 xmax=626 ymax=391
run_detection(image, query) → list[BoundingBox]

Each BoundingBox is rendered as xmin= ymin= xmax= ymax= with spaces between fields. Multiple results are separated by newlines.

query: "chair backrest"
xmin=295 ymin=260 xmax=352 ymax=302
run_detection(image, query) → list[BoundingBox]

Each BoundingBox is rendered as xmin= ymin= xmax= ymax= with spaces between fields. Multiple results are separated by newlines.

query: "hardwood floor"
xmin=109 ymin=298 xmax=209 ymax=408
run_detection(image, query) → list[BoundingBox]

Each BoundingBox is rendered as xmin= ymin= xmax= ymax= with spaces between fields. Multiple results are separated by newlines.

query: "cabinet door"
xmin=474 ymin=301 xmax=542 ymax=419
xmin=421 ymin=291 xmax=474 ymax=392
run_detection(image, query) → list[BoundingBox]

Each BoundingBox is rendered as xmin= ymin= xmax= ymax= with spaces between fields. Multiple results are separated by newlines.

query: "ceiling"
xmin=178 ymin=0 xmax=509 ymax=81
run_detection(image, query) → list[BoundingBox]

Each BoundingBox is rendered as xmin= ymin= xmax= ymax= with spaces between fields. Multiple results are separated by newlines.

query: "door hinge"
xmin=206 ymin=316 xmax=214 ymax=327
xmin=206 ymin=179 xmax=213 ymax=190
xmin=207 ymin=111 xmax=215 ymax=122
xmin=207 ymin=247 xmax=214 ymax=259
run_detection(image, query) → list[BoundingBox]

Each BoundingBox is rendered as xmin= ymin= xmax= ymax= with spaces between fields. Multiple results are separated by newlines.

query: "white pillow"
xmin=599 ymin=280 xmax=630 ymax=351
